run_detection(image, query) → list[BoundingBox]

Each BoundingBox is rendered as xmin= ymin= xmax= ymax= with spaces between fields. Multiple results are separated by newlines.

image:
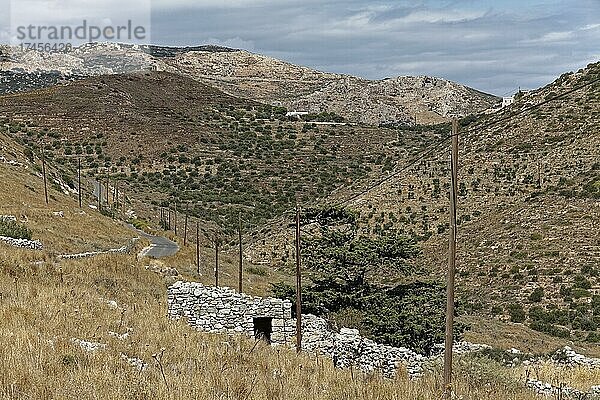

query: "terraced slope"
xmin=0 ymin=71 xmax=434 ymax=234
xmin=249 ymin=61 xmax=600 ymax=343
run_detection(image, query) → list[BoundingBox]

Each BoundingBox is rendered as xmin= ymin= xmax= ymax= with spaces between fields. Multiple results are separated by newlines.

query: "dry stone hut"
xmin=167 ymin=281 xmax=295 ymax=345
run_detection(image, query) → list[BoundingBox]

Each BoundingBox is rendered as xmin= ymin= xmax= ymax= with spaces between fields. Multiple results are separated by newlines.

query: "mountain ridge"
xmin=0 ymin=42 xmax=499 ymax=125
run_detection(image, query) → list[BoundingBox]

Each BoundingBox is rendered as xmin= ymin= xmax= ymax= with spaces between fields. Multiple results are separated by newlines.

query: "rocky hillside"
xmin=0 ymin=43 xmax=499 ymax=125
xmin=248 ymin=61 xmax=600 ymax=345
xmin=167 ymin=49 xmax=498 ymax=125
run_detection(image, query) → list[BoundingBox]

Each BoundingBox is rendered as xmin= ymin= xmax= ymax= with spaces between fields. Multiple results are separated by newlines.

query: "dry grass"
xmin=1 ymin=128 xmax=597 ymax=400
xmin=0 ymin=248 xmax=551 ymax=400
xmin=149 ymin=235 xmax=293 ymax=298
xmin=0 ymin=161 xmax=133 ymax=254
xmin=461 ymin=315 xmax=600 ymax=358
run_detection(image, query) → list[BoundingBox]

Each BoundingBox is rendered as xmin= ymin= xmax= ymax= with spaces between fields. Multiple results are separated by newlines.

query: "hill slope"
xmin=0 ymin=43 xmax=499 ymax=125
xmin=249 ymin=61 xmax=600 ymax=346
xmin=0 ymin=71 xmax=435 ymax=234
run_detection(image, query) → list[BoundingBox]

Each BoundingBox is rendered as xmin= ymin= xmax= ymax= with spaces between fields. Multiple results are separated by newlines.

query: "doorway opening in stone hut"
xmin=253 ymin=317 xmax=272 ymax=344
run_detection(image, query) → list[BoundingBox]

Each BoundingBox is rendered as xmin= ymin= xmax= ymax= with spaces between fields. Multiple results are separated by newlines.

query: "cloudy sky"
xmin=2 ymin=0 xmax=599 ymax=94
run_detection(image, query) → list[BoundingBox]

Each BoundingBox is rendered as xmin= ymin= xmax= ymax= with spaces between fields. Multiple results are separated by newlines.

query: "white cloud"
xmin=397 ymin=9 xmax=486 ymax=24
xmin=521 ymin=30 xmax=575 ymax=44
xmin=580 ymin=23 xmax=600 ymax=31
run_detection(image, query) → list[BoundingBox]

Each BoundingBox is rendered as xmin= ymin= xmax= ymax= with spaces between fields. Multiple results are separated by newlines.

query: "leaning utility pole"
xmin=295 ymin=204 xmax=302 ymax=353
xmin=443 ymin=118 xmax=459 ymax=400
xmin=77 ymin=158 xmax=82 ymax=208
xmin=41 ymin=146 xmax=49 ymax=205
xmin=238 ymin=212 xmax=243 ymax=293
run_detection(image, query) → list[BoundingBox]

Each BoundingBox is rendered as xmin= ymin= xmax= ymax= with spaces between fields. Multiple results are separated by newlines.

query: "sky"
xmin=2 ymin=0 xmax=599 ymax=95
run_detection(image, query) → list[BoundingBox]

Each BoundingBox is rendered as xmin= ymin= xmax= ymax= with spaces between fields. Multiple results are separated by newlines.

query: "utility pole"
xmin=196 ymin=222 xmax=200 ymax=275
xmin=238 ymin=212 xmax=243 ymax=293
xmin=295 ymin=204 xmax=302 ymax=353
xmin=183 ymin=205 xmax=189 ymax=246
xmin=41 ymin=146 xmax=49 ymax=205
xmin=215 ymin=238 xmax=220 ymax=287
xmin=167 ymin=209 xmax=171 ymax=231
xmin=174 ymin=204 xmax=178 ymax=236
xmin=105 ymin=176 xmax=109 ymax=207
xmin=77 ymin=158 xmax=82 ymax=208
xmin=97 ymin=182 xmax=101 ymax=211
xmin=113 ymin=181 xmax=118 ymax=209
xmin=444 ymin=117 xmax=459 ymax=400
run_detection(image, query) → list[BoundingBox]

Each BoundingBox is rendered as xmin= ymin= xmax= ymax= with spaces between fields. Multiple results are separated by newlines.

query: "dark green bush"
xmin=0 ymin=218 xmax=32 ymax=240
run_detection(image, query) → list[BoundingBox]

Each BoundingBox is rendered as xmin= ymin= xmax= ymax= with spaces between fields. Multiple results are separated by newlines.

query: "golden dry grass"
xmin=150 ymin=236 xmax=293 ymax=298
xmin=0 ymin=248 xmax=551 ymax=400
xmin=0 ymin=161 xmax=133 ymax=254
xmin=1 ymin=131 xmax=598 ymax=399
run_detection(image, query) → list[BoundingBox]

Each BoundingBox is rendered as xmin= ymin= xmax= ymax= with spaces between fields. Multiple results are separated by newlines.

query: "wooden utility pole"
xmin=295 ymin=204 xmax=302 ymax=353
xmin=167 ymin=209 xmax=171 ymax=230
xmin=97 ymin=182 xmax=101 ymax=211
xmin=113 ymin=181 xmax=118 ymax=209
xmin=443 ymin=118 xmax=459 ymax=399
xmin=196 ymin=222 xmax=200 ymax=275
xmin=214 ymin=238 xmax=220 ymax=287
xmin=183 ymin=206 xmax=189 ymax=246
xmin=238 ymin=212 xmax=243 ymax=293
xmin=77 ymin=158 xmax=82 ymax=208
xmin=174 ymin=204 xmax=178 ymax=236
xmin=41 ymin=146 xmax=49 ymax=205
xmin=105 ymin=176 xmax=109 ymax=206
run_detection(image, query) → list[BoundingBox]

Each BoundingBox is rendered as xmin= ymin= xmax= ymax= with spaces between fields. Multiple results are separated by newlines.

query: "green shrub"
xmin=528 ymin=287 xmax=544 ymax=303
xmin=507 ymin=304 xmax=526 ymax=323
xmin=0 ymin=218 xmax=32 ymax=240
xmin=246 ymin=266 xmax=268 ymax=277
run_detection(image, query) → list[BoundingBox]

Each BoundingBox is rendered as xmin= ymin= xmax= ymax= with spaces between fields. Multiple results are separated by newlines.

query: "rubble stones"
xmin=552 ymin=346 xmax=600 ymax=368
xmin=71 ymin=338 xmax=107 ymax=352
xmin=526 ymin=379 xmax=600 ymax=399
xmin=302 ymin=314 xmax=426 ymax=378
xmin=57 ymin=238 xmax=139 ymax=259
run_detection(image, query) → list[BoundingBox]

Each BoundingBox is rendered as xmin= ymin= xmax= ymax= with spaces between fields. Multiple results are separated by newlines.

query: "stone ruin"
xmin=167 ymin=281 xmax=427 ymax=377
xmin=168 ymin=281 xmax=296 ymax=345
xmin=166 ymin=281 xmax=600 ymax=384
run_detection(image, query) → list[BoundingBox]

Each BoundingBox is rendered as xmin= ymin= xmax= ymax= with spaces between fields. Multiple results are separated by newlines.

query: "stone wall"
xmin=167 ymin=282 xmax=429 ymax=377
xmin=302 ymin=314 xmax=426 ymax=377
xmin=0 ymin=235 xmax=43 ymax=250
xmin=57 ymin=238 xmax=139 ymax=259
xmin=0 ymin=215 xmax=43 ymax=250
xmin=167 ymin=281 xmax=295 ymax=345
